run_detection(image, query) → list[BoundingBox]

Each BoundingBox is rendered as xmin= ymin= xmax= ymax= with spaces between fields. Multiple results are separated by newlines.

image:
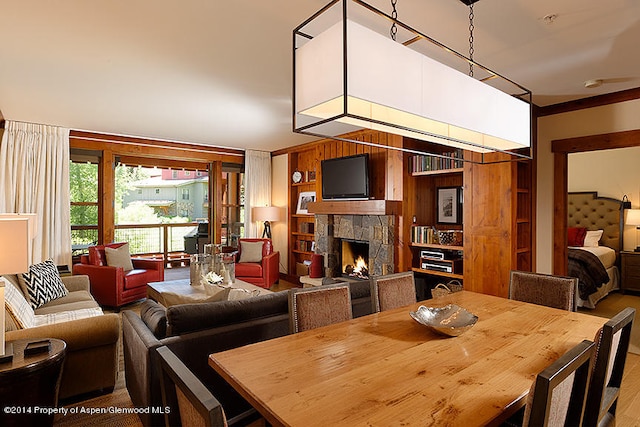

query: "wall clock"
xmin=292 ymin=170 xmax=303 ymax=183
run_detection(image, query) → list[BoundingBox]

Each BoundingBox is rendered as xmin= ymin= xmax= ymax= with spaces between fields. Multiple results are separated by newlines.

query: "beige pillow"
xmin=239 ymin=241 xmax=264 ymax=263
xmin=105 ymin=243 xmax=134 ymax=271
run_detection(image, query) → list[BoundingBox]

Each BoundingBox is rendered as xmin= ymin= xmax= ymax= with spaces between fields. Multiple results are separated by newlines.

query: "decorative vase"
xmin=190 ymin=254 xmax=212 ymax=286
xmin=310 ymin=254 xmax=324 ymax=278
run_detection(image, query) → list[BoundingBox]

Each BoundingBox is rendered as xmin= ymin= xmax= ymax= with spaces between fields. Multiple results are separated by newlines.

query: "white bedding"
xmin=571 ymin=245 xmax=619 ymax=309
xmin=569 ymin=245 xmax=616 ymax=269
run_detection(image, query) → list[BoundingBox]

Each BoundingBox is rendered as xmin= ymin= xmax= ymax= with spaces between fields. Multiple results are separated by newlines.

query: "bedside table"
xmin=620 ymin=251 xmax=640 ymax=294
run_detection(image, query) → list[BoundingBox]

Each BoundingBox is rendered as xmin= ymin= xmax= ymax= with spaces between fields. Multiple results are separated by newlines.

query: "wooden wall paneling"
xmin=210 ymin=161 xmax=223 ymax=245
xmin=70 ymin=131 xmax=244 ymax=164
xmin=100 ymin=149 xmax=115 ymax=244
xmin=553 ymin=153 xmax=569 ymax=276
xmin=463 ymin=161 xmax=514 ymax=297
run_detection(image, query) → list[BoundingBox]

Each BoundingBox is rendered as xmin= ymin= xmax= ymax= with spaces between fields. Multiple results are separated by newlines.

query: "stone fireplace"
xmin=315 ymin=214 xmax=395 ymax=278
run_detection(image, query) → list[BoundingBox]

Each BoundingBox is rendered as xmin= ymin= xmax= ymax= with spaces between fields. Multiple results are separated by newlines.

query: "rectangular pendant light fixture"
xmin=293 ymin=0 xmax=532 ymax=163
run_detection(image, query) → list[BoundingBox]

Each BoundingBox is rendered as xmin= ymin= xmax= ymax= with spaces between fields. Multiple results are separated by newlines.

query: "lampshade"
xmin=293 ymin=0 xmax=532 ymax=164
xmin=0 ymin=217 xmax=31 ymax=274
xmin=252 ymin=206 xmax=281 ymax=223
xmin=626 ymin=209 xmax=640 ymax=226
xmin=0 ymin=213 xmax=38 ymax=238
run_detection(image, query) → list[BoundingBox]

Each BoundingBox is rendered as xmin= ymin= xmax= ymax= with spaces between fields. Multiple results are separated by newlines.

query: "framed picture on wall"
xmin=296 ymin=191 xmax=316 ymax=215
xmin=436 ymin=187 xmax=462 ymax=224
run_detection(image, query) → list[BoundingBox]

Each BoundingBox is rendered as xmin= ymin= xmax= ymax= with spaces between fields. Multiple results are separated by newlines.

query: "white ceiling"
xmin=1 ymin=0 xmax=639 ymax=152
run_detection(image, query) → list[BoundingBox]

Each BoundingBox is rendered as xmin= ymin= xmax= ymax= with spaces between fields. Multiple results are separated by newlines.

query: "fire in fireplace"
xmin=341 ymin=239 xmax=369 ymax=279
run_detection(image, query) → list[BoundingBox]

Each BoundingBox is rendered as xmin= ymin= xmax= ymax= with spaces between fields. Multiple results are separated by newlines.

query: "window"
xmin=69 ymin=151 xmax=100 ymax=261
xmin=137 ymin=189 xmax=142 ymax=194
xmin=221 ymin=163 xmax=245 ymax=248
xmin=182 ymin=189 xmax=190 ymax=200
xmin=155 ymin=188 xmax=160 ymax=194
xmin=172 ymin=170 xmax=178 ymax=179
xmin=185 ymin=170 xmax=191 ymax=176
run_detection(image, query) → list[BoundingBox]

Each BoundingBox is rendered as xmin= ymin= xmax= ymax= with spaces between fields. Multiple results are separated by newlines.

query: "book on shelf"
xmin=410 ymin=150 xmax=463 ymax=173
xmin=296 ymin=240 xmax=314 ymax=252
xmin=411 ymin=225 xmax=438 ymax=245
xmin=299 ymin=222 xmax=315 ymax=234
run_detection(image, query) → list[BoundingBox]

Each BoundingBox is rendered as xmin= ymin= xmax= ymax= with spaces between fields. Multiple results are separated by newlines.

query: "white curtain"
xmin=244 ymin=150 xmax=272 ymax=238
xmin=0 ymin=121 xmax=71 ymax=266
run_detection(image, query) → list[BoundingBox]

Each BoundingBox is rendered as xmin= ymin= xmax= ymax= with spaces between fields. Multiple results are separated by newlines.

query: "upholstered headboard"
xmin=567 ymin=192 xmax=624 ymax=257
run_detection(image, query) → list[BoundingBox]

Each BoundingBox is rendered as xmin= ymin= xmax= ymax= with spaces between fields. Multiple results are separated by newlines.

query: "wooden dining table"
xmin=208 ymin=291 xmax=606 ymax=426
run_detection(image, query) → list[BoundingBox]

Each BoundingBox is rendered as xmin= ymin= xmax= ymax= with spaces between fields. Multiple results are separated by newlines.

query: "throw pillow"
xmin=3 ymin=276 xmax=35 ymax=328
xmin=140 ymin=300 xmax=168 ymax=338
xmin=20 ymin=259 xmax=68 ymax=310
xmin=105 ymin=243 xmax=134 ymax=271
xmin=567 ymin=227 xmax=587 ymax=247
xmin=583 ymin=230 xmax=604 ymax=247
xmin=239 ymin=241 xmax=264 ymax=263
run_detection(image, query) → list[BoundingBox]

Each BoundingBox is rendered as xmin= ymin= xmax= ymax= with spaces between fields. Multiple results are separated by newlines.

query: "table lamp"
xmin=0 ymin=216 xmax=32 ymax=363
xmin=626 ymin=209 xmax=640 ymax=252
xmin=252 ymin=206 xmax=281 ymax=239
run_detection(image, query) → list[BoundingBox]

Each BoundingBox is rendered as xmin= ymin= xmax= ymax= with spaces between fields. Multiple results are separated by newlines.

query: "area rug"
xmin=579 ymin=292 xmax=640 ymax=355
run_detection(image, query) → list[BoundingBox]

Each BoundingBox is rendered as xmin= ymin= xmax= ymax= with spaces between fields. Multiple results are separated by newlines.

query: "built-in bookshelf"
xmin=410 ymin=150 xmax=463 ymax=174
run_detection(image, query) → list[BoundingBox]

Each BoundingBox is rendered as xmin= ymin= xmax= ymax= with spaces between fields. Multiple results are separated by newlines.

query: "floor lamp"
xmin=252 ymin=206 xmax=281 ymax=239
xmin=0 ymin=216 xmax=32 ymax=363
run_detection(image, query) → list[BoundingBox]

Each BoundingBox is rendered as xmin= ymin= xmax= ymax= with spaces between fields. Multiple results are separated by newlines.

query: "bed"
xmin=567 ymin=192 xmax=623 ymax=309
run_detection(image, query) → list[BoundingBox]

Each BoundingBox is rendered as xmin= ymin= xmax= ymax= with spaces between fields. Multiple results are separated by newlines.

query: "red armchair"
xmin=234 ymin=238 xmax=279 ymax=289
xmin=72 ymin=242 xmax=164 ymax=309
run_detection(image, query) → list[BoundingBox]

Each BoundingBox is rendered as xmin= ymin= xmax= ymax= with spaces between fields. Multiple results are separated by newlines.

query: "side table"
xmin=0 ymin=338 xmax=66 ymax=427
xmin=621 ymin=251 xmax=640 ymax=294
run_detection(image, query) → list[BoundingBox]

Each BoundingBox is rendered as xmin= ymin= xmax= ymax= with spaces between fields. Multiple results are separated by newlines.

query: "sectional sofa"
xmin=122 ymin=280 xmax=373 ymax=427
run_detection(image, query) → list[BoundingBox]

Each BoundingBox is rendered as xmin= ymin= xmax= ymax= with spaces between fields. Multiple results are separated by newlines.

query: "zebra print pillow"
xmin=21 ymin=259 xmax=68 ymax=309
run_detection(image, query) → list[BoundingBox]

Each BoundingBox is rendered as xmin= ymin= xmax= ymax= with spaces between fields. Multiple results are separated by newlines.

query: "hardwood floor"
xmin=53 ymin=285 xmax=640 ymax=426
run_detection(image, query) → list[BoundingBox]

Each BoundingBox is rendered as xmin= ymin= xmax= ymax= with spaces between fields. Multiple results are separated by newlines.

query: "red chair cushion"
xmin=123 ymin=269 xmax=154 ymax=290
xmin=235 ymin=262 xmax=263 ymax=278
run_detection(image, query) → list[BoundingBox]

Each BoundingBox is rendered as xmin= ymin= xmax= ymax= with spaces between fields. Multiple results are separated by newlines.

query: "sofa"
xmin=122 ymin=279 xmax=373 ymax=427
xmin=3 ymin=273 xmax=121 ymax=402
xmin=72 ymin=242 xmax=165 ymax=309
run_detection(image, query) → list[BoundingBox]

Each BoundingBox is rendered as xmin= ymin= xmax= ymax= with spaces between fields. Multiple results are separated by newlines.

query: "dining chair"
xmin=289 ymin=282 xmax=353 ymax=333
xmin=156 ymin=346 xmax=261 ymax=427
xmin=523 ymin=339 xmax=596 ymax=427
xmin=370 ymin=271 xmax=417 ymax=312
xmin=583 ymin=307 xmax=636 ymax=427
xmin=509 ymin=270 xmax=578 ymax=311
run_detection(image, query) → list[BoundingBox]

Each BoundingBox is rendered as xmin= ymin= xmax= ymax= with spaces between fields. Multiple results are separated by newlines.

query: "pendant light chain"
xmin=468 ymin=4 xmax=475 ymax=77
xmin=390 ymin=0 xmax=398 ymax=41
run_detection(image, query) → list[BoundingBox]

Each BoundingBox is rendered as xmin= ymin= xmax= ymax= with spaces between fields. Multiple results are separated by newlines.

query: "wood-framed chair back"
xmin=370 ymin=271 xmax=417 ymax=312
xmin=524 ymin=340 xmax=595 ymax=427
xmin=509 ymin=270 xmax=578 ymax=311
xmin=289 ymin=282 xmax=352 ymax=333
xmin=583 ymin=307 xmax=635 ymax=426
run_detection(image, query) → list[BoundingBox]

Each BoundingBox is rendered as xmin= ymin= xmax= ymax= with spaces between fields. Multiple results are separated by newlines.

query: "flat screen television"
xmin=321 ymin=154 xmax=370 ymax=200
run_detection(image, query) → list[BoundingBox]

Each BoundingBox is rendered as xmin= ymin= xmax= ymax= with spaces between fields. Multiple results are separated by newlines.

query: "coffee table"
xmin=147 ymin=278 xmax=271 ymax=307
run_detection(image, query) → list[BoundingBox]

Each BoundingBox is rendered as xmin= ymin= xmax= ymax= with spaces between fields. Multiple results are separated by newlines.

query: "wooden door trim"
xmin=552 ymin=128 xmax=640 ymax=275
